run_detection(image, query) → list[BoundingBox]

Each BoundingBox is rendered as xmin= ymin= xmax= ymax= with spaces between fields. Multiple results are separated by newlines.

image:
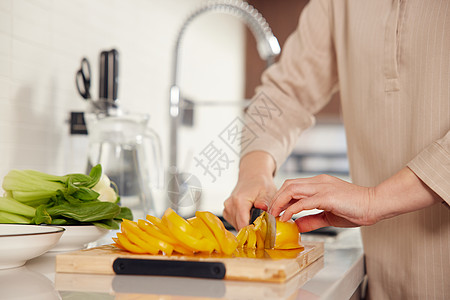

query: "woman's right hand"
xmin=223 ymin=151 xmax=277 ymax=230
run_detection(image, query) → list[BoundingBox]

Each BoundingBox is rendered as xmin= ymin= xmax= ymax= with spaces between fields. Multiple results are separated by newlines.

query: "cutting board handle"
xmin=113 ymin=258 xmax=226 ymax=279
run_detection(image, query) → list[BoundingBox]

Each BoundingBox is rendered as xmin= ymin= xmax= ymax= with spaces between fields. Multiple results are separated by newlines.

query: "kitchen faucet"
xmin=168 ymin=0 xmax=280 ymax=213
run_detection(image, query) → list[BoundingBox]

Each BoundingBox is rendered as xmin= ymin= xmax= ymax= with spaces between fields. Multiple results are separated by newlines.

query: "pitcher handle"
xmin=145 ymin=127 xmax=164 ymax=190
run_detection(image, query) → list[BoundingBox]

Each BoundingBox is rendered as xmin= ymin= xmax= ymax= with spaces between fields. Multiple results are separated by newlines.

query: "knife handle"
xmin=113 ymin=258 xmax=226 ymax=279
xmin=99 ymin=51 xmax=108 ymax=99
xmin=250 ymin=207 xmax=264 ymax=224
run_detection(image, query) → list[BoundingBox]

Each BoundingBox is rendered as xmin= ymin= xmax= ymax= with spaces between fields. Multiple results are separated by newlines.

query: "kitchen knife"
xmin=249 ymin=207 xmax=276 ymax=249
xmin=99 ymin=50 xmax=108 ymax=100
xmin=113 ymin=258 xmax=226 ymax=279
xmin=99 ymin=49 xmax=119 ymax=102
xmin=107 ymin=49 xmax=119 ymax=102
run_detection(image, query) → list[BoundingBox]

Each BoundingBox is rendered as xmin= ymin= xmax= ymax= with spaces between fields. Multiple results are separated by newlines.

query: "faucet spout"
xmin=168 ymin=0 xmax=280 ymax=213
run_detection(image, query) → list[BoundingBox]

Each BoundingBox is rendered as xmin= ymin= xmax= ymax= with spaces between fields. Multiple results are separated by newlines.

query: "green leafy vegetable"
xmin=0 ymin=211 xmax=31 ymax=223
xmin=0 ymin=164 xmax=133 ymax=229
xmin=0 ymin=196 xmax=36 ymax=217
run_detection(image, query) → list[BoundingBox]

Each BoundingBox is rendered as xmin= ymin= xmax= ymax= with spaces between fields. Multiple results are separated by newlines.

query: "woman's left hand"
xmin=268 ymin=174 xmax=377 ymax=232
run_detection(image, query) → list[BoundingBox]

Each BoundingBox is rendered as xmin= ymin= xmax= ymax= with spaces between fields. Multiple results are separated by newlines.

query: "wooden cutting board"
xmin=56 ymin=241 xmax=324 ymax=283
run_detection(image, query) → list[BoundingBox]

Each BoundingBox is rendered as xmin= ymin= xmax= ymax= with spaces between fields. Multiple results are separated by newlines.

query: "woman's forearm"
xmin=238 ymin=151 xmax=276 ymax=180
xmin=373 ymin=167 xmax=441 ymax=221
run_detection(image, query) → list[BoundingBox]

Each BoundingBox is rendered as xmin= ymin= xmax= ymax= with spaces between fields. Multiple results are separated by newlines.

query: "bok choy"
xmin=0 ymin=165 xmax=132 ymax=229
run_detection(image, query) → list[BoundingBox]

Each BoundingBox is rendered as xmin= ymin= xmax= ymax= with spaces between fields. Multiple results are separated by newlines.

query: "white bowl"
xmin=50 ymin=225 xmax=110 ymax=252
xmin=0 ymin=224 xmax=64 ymax=270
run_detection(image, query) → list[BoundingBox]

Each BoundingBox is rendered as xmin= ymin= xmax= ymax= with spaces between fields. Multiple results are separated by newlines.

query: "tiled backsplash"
xmin=0 ymin=0 xmax=246 ymax=213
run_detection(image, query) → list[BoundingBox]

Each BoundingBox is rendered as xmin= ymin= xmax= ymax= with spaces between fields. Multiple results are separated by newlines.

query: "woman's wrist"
xmin=238 ymin=151 xmax=276 ymax=180
xmin=373 ymin=167 xmax=440 ymax=222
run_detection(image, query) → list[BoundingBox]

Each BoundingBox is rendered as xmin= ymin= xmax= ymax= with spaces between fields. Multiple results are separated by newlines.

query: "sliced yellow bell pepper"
xmin=146 ymin=214 xmax=170 ymax=232
xmin=224 ymin=230 xmax=239 ymax=255
xmin=163 ymin=208 xmax=203 ymax=240
xmin=122 ymin=219 xmax=174 ymax=255
xmin=137 ymin=219 xmax=178 ymax=244
xmin=253 ymin=214 xmax=263 ymax=231
xmin=274 ymin=217 xmax=302 ymax=250
xmin=236 ymin=226 xmax=249 ymax=248
xmin=246 ymin=225 xmax=257 ymax=249
xmin=255 ymin=230 xmax=265 ymax=249
xmin=165 ymin=219 xmax=215 ymax=253
xmin=122 ymin=229 xmax=160 ymax=255
xmin=188 ymin=217 xmax=221 ymax=252
xmin=116 ymin=232 xmax=146 ymax=254
xmin=138 ymin=219 xmax=195 ymax=255
xmin=196 ymin=211 xmax=238 ymax=255
xmin=112 ymin=237 xmax=126 ymax=251
xmin=260 ymin=218 xmax=267 ymax=241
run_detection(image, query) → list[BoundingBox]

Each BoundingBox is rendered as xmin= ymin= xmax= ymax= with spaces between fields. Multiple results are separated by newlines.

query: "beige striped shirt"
xmin=242 ymin=0 xmax=450 ymax=298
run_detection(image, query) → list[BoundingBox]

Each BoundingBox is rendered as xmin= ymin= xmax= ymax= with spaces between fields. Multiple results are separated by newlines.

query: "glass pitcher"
xmin=85 ymin=112 xmax=163 ymax=220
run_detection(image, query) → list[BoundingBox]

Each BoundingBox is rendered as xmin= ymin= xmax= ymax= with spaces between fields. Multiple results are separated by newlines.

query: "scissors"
xmin=75 ymin=57 xmax=91 ymax=100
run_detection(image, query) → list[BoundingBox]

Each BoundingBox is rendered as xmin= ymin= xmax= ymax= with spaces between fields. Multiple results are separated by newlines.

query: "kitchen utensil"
xmin=113 ymin=258 xmax=226 ymax=279
xmin=84 ymin=112 xmax=163 ymax=220
xmin=249 ymin=207 xmax=276 ymax=248
xmin=99 ymin=51 xmax=107 ymax=99
xmin=108 ymin=49 xmax=119 ymax=101
xmin=0 ymin=224 xmax=64 ymax=269
xmin=99 ymin=49 xmax=119 ymax=101
xmin=75 ymin=57 xmax=92 ymax=100
xmin=55 ymin=241 xmax=324 ymax=282
xmin=55 ymin=257 xmax=325 ymax=298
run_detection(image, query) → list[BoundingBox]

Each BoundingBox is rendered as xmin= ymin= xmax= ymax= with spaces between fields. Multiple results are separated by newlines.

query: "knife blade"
xmin=249 ymin=207 xmax=276 ymax=249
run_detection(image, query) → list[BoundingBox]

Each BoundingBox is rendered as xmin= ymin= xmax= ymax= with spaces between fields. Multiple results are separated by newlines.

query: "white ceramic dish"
xmin=50 ymin=225 xmax=110 ymax=252
xmin=0 ymin=224 xmax=64 ymax=270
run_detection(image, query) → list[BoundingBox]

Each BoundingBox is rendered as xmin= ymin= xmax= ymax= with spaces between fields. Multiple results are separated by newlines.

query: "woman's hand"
xmin=268 ymin=168 xmax=440 ymax=233
xmin=224 ymin=174 xmax=277 ymax=230
xmin=269 ymin=174 xmax=376 ymax=232
xmin=223 ymin=151 xmax=277 ymax=230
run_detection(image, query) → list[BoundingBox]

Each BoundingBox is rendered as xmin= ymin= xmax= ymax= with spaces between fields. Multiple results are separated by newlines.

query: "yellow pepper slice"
xmin=274 ymin=217 xmax=302 ymax=250
xmin=116 ymin=232 xmax=146 ymax=254
xmin=196 ymin=211 xmax=238 ymax=255
xmin=145 ymin=215 xmax=196 ymax=254
xmin=188 ymin=217 xmax=221 ymax=252
xmin=136 ymin=219 xmax=194 ymax=255
xmin=165 ymin=219 xmax=215 ymax=253
xmin=246 ymin=225 xmax=257 ymax=249
xmin=224 ymin=230 xmax=239 ymax=255
xmin=122 ymin=219 xmax=174 ymax=255
xmin=146 ymin=214 xmax=169 ymax=232
xmin=112 ymin=237 xmax=126 ymax=251
xmin=163 ymin=208 xmax=203 ymax=240
xmin=236 ymin=226 xmax=249 ymax=248
xmin=253 ymin=214 xmax=263 ymax=231
xmin=260 ymin=218 xmax=267 ymax=241
xmin=255 ymin=230 xmax=265 ymax=249
xmin=137 ymin=219 xmax=179 ymax=245
xmin=246 ymin=248 xmax=257 ymax=258
xmin=122 ymin=229 xmax=160 ymax=255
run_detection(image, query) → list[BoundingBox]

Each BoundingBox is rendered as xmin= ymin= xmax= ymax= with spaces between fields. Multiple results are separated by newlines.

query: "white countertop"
xmin=1 ymin=228 xmax=364 ymax=300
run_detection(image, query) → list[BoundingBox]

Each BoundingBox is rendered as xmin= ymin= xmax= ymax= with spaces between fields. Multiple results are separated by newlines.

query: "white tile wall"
xmin=0 ymin=0 xmax=247 ymax=215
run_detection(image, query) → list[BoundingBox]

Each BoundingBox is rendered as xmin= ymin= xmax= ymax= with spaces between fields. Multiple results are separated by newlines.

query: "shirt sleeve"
xmin=240 ymin=0 xmax=338 ymax=170
xmin=407 ymin=130 xmax=450 ymax=204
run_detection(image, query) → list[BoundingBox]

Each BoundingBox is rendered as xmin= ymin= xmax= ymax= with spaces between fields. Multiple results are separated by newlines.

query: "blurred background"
xmin=0 ymin=0 xmax=348 ymax=217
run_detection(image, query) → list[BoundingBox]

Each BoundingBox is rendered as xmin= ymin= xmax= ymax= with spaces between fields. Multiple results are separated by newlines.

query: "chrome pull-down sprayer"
xmin=168 ymin=0 xmax=280 ymax=213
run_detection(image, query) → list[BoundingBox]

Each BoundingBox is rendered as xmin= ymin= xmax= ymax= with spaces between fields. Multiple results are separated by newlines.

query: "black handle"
xmin=109 ymin=49 xmax=119 ymax=101
xmin=99 ymin=51 xmax=109 ymax=99
xmin=250 ymin=207 xmax=264 ymax=224
xmin=113 ymin=258 xmax=226 ymax=279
